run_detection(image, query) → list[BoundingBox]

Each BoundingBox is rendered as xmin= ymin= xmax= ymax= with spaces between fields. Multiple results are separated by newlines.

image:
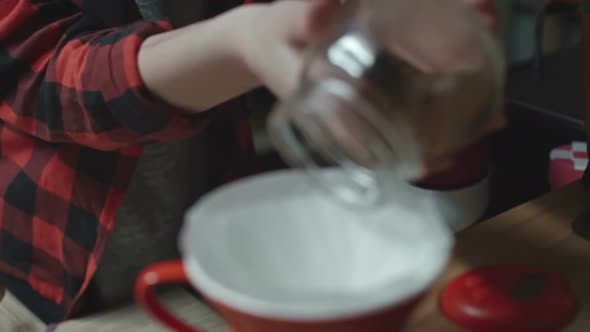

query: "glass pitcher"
xmin=268 ymin=0 xmax=505 ymax=206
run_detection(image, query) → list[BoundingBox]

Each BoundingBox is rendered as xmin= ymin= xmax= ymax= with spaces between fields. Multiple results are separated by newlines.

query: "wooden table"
xmin=2 ymin=182 xmax=589 ymax=331
xmin=404 ymin=182 xmax=590 ymax=332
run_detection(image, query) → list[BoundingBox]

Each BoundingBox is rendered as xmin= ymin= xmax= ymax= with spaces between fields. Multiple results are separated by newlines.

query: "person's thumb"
xmin=275 ymin=0 xmax=341 ymax=46
xmin=463 ymin=0 xmax=498 ymax=29
xmin=306 ymin=0 xmax=342 ymax=36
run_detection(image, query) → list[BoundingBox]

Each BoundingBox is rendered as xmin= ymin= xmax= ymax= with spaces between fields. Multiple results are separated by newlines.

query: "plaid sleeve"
xmin=0 ymin=0 xmax=207 ymax=151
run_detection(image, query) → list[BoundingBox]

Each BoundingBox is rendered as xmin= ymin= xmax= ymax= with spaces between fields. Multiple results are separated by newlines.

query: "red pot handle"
xmin=135 ymin=260 xmax=202 ymax=332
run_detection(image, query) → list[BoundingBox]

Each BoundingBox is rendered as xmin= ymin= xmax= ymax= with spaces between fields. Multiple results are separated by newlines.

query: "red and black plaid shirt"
xmin=0 ymin=0 xmax=253 ymax=323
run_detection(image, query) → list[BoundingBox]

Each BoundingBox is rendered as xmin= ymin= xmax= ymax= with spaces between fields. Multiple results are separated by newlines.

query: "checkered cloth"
xmin=549 ymin=142 xmax=589 ymax=189
xmin=0 ymin=0 xmax=252 ymax=323
xmin=550 ymin=142 xmax=589 ymax=171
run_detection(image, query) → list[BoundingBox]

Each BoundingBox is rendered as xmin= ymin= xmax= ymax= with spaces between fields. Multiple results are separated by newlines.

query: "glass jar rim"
xmin=268 ymin=78 xmax=423 ymax=207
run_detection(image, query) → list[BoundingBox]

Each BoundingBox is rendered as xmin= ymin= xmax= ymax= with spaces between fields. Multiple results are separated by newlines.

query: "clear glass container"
xmin=269 ymin=0 xmax=505 ymax=206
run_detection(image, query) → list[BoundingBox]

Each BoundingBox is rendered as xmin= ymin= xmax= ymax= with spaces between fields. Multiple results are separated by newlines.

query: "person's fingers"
xmin=263 ymin=44 xmax=304 ymax=99
xmin=259 ymin=0 xmax=342 ymax=98
xmin=273 ymin=0 xmax=341 ymax=44
xmin=462 ymin=0 xmax=498 ymax=29
xmin=306 ymin=0 xmax=342 ymax=36
xmin=265 ymin=1 xmax=311 ymax=44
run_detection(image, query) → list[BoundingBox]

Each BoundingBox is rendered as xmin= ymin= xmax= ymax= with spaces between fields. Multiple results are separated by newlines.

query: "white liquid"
xmin=182 ymin=171 xmax=452 ymax=320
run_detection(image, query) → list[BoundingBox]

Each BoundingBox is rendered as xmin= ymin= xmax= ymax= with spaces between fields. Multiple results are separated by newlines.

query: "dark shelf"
xmin=486 ymin=44 xmax=587 ymax=217
xmin=506 ymin=44 xmax=585 ymax=128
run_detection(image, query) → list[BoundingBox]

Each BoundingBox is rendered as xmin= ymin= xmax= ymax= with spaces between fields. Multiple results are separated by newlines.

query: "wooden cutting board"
xmin=403 ymin=182 xmax=590 ymax=331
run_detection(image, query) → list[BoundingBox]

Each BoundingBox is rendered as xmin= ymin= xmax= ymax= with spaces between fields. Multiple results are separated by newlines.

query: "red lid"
xmin=440 ymin=264 xmax=577 ymax=332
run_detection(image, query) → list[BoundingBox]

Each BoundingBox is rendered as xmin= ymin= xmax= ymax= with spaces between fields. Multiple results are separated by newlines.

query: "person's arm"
xmin=137 ymin=6 xmax=261 ymax=112
xmin=0 ymin=1 xmax=269 ymax=151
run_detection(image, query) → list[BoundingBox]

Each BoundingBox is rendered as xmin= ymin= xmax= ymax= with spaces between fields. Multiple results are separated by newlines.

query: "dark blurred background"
xmin=489 ymin=0 xmax=586 ymax=216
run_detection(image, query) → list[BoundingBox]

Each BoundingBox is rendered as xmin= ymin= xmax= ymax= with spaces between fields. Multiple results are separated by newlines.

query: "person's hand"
xmin=236 ymin=0 xmax=497 ymax=100
xmin=235 ymin=0 xmax=504 ymax=176
xmin=376 ymin=0 xmax=505 ymax=170
xmin=463 ymin=0 xmax=500 ymax=28
xmin=240 ymin=0 xmax=340 ymax=99
xmin=235 ymin=0 xmax=340 ymax=99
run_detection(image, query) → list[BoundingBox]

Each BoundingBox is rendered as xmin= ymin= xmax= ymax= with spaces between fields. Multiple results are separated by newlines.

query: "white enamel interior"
xmin=180 ymin=170 xmax=453 ymax=321
xmin=414 ymin=175 xmax=490 ymax=232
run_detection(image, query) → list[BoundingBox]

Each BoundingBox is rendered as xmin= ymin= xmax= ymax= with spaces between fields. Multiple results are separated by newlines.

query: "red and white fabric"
xmin=549 ymin=141 xmax=589 ymax=190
